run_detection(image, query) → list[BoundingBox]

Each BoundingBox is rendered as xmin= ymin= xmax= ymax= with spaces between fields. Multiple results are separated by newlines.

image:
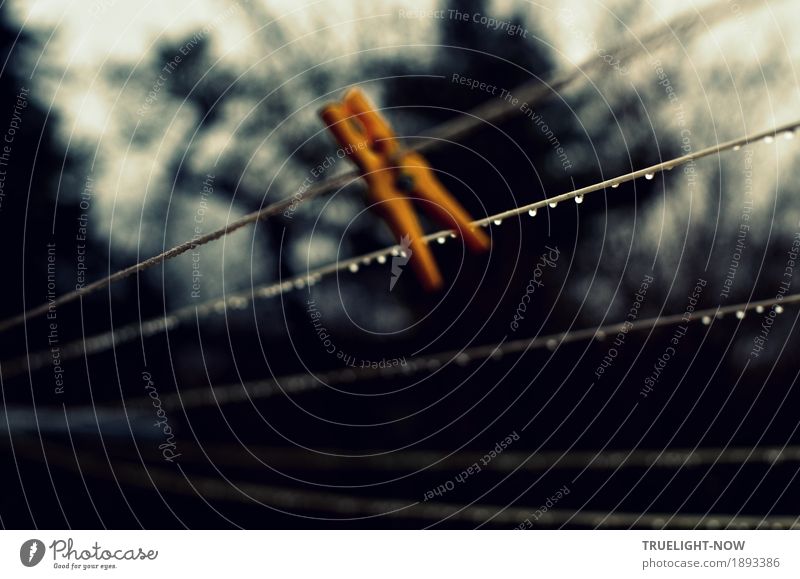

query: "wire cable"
xmin=12 ymin=439 xmax=796 ymax=529
xmin=100 ymin=289 xmax=800 ymax=411
xmin=0 ymin=0 xmax=762 ymax=334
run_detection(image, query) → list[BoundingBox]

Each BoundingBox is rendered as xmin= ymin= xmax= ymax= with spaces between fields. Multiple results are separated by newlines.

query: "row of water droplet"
xmin=733 ymin=129 xmax=795 ymax=152
xmin=156 ymin=130 xmax=800 ymax=320
xmin=700 ymin=304 xmax=784 ymax=325
xmin=313 ymin=130 xmax=800 ymax=288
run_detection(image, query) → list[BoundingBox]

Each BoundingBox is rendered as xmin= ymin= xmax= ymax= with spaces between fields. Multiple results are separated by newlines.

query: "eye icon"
xmin=20 ymin=539 xmax=45 ymax=567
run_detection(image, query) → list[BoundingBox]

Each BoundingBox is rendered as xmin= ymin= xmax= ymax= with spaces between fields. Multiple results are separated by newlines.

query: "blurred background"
xmin=1 ymin=0 xmax=799 ymax=528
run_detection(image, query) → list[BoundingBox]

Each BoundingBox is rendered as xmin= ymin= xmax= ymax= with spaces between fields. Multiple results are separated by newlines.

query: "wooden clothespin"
xmin=319 ymin=88 xmax=490 ymax=291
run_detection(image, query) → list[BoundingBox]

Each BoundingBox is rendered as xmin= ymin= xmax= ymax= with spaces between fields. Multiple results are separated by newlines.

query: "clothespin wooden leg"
xmin=404 ymin=154 xmax=490 ymax=253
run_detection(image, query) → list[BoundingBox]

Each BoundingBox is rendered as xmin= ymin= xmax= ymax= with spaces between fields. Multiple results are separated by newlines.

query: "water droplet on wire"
xmin=736 ymin=310 xmax=745 ymax=320
xmin=436 ymin=236 xmax=446 ymax=244
xmin=611 ymin=182 xmax=619 ymax=188
xmin=229 ymin=296 xmax=248 ymax=309
xmin=257 ymin=286 xmax=275 ymax=298
xmin=377 ymin=255 xmax=387 ymax=264
xmin=775 ymin=305 xmax=784 ymax=314
xmin=702 ymin=315 xmax=712 ymax=325
xmin=493 ymin=219 xmax=503 ymax=226
xmin=756 ymin=305 xmax=764 ymax=313
xmin=548 ymin=202 xmax=558 ymax=208
xmin=645 ymin=173 xmax=655 ymax=180
xmin=764 ymin=135 xmax=775 ymax=144
xmin=348 ymin=263 xmax=359 ymax=273
xmin=575 ymin=195 xmax=584 ymax=204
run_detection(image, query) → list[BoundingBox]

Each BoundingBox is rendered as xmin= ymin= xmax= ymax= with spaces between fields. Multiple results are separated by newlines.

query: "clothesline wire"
xmin=100 ymin=287 xmax=800 ymax=411
xmin=140 ymin=442 xmax=800 ymax=472
xmin=10 ymin=438 xmax=796 ymax=529
xmin=5 ymin=409 xmax=796 ymax=473
xmin=0 ymin=0 xmax=759 ymax=335
xmin=4 ymin=119 xmax=797 ymax=379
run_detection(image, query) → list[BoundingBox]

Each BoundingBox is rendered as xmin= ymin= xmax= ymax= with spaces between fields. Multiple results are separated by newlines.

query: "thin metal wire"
xmin=9 ymin=402 xmax=797 ymax=472
xmin=12 ymin=440 xmax=796 ymax=529
xmin=4 ymin=122 xmax=798 ymax=378
xmin=161 ymin=443 xmax=800 ymax=472
xmin=0 ymin=0 xmax=761 ymax=335
xmin=98 ymin=288 xmax=797 ymax=411
xmin=87 ymin=468 xmax=800 ymax=528
xmin=411 ymin=0 xmax=754 ymax=153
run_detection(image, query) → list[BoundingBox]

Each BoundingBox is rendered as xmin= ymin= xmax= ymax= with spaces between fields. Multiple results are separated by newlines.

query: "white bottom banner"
xmin=1 ymin=530 xmax=797 ymax=577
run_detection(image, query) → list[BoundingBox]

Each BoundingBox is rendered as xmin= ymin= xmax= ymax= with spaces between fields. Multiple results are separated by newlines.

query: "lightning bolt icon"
xmin=28 ymin=542 xmax=38 ymax=563
xmin=389 ymin=234 xmax=412 ymax=291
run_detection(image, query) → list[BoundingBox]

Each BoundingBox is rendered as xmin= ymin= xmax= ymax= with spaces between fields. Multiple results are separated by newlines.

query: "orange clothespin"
xmin=319 ymin=88 xmax=490 ymax=291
